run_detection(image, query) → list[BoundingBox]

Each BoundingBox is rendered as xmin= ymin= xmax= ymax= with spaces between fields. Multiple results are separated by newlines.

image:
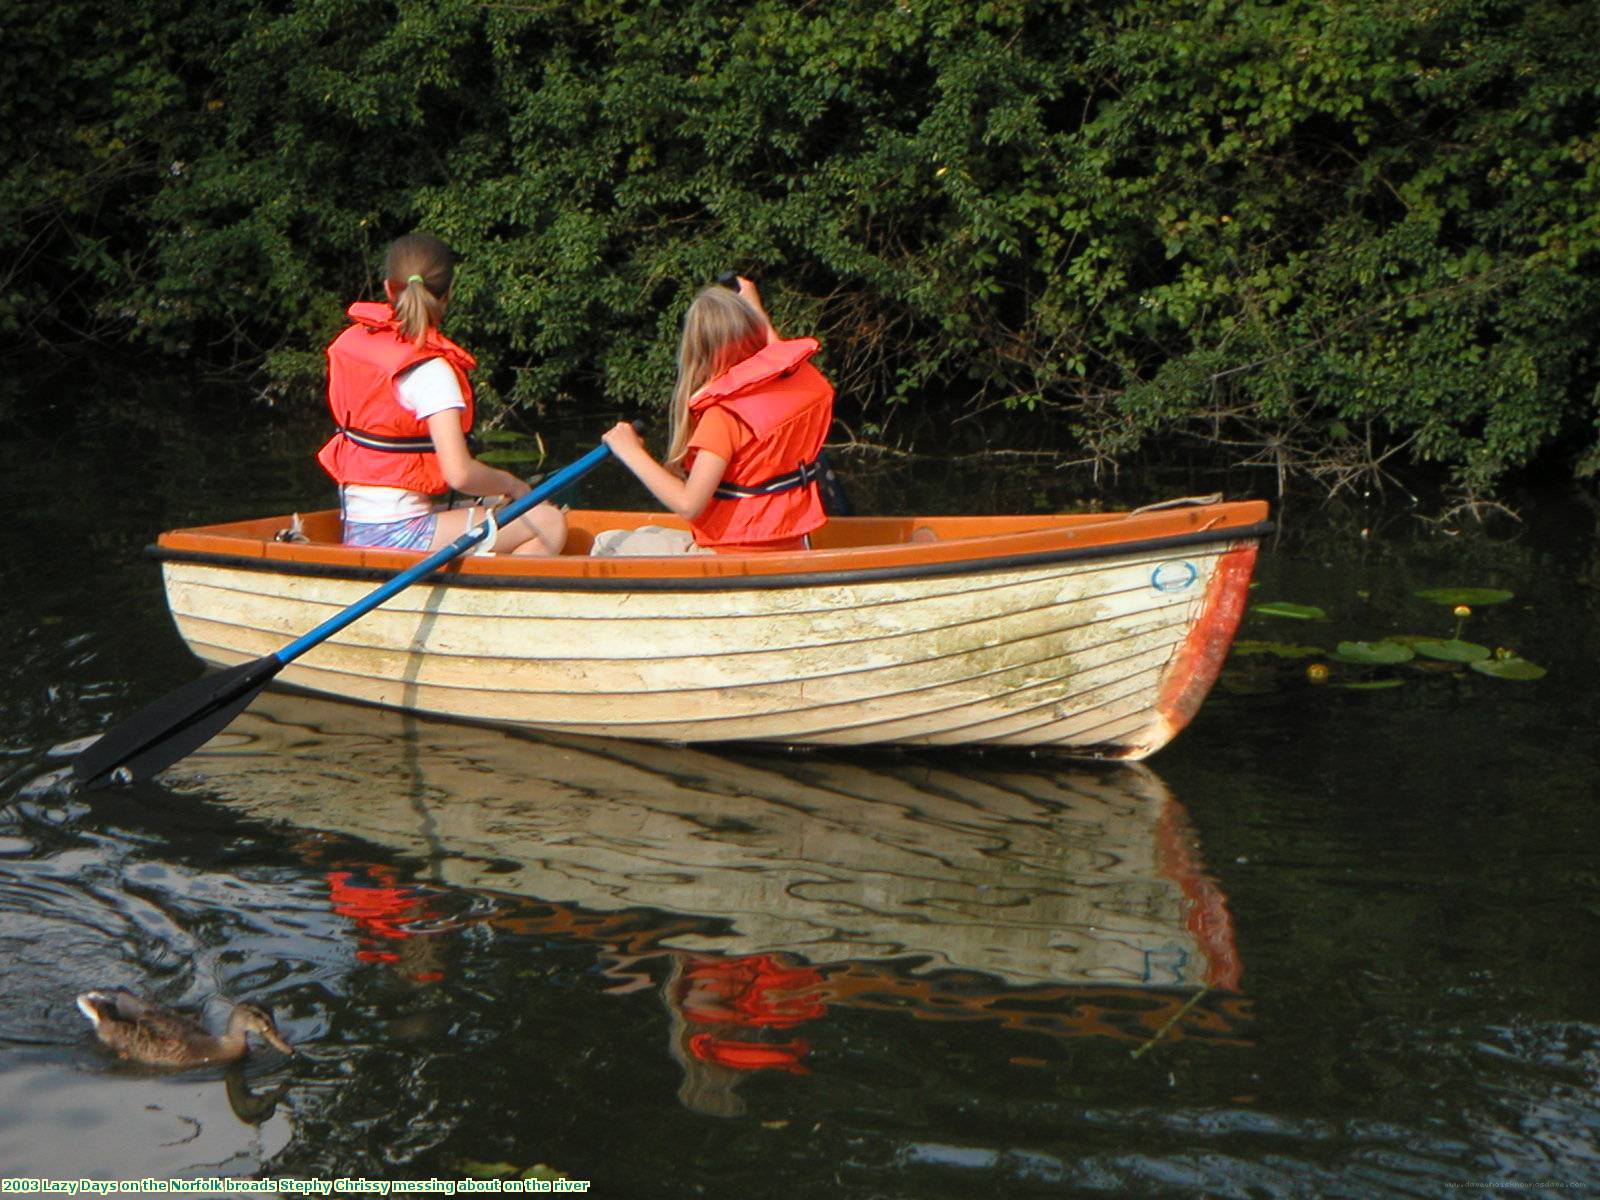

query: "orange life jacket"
xmin=676 ymin=954 xmax=825 ymax=1074
xmin=316 ymin=301 xmax=476 ymax=496
xmin=686 ymin=1032 xmax=812 ymax=1074
xmin=678 ymin=954 xmax=827 ymax=1029
xmin=326 ymin=866 xmax=446 ymax=984
xmin=687 ymin=338 xmax=833 ymax=549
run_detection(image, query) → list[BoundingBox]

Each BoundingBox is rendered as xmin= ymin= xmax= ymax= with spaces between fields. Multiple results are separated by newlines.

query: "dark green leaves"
xmin=7 ymin=0 xmax=1598 ymax=500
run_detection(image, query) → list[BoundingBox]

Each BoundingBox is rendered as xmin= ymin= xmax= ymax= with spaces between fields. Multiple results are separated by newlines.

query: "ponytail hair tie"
xmin=406 ymin=273 xmax=425 ymax=286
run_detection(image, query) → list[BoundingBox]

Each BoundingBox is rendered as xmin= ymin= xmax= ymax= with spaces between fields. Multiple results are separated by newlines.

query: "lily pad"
xmin=1413 ymin=638 xmax=1492 ymax=664
xmin=1333 ymin=640 xmax=1415 ymax=666
xmin=1341 ymin=679 xmax=1406 ymax=690
xmin=1250 ymin=601 xmax=1327 ymax=621
xmin=1469 ymin=656 xmax=1546 ymax=681
xmin=1415 ymin=587 xmax=1514 ymax=607
xmin=1232 ymin=639 xmax=1324 ymax=659
xmin=479 ymin=429 xmax=531 ymax=445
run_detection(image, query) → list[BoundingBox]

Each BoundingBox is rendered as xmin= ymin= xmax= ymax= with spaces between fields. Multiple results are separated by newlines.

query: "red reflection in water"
xmin=675 ymin=953 xmax=827 ymax=1075
xmin=326 ymin=866 xmax=447 ymax=984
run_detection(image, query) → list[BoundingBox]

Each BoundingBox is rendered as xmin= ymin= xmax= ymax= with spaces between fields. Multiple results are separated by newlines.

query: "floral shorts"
xmin=343 ymin=513 xmax=438 ymax=551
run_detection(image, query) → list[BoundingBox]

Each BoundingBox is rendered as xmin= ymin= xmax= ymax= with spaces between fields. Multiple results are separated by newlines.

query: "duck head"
xmin=228 ymin=1002 xmax=295 ymax=1055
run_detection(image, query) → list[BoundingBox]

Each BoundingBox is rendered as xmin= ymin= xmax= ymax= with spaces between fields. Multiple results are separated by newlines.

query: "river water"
xmin=2 ymin=385 xmax=1599 ymax=1197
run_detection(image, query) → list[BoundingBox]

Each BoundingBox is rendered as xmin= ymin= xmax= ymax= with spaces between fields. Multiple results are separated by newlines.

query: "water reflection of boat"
xmin=173 ymin=692 xmax=1249 ymax=1105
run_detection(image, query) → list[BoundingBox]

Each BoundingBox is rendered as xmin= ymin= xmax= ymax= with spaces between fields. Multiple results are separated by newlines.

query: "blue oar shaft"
xmin=273 ymin=442 xmax=613 ymax=667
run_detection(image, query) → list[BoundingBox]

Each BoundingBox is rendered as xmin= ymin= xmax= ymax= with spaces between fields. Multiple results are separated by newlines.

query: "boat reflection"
xmin=173 ymin=690 xmax=1250 ymax=1112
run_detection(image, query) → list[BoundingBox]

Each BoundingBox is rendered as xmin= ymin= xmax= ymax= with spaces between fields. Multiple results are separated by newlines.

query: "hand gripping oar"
xmin=73 ymin=433 xmax=625 ymax=790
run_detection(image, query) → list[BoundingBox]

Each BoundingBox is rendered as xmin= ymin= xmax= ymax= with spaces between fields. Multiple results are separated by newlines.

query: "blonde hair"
xmin=384 ymin=233 xmax=455 ymax=346
xmin=666 ymin=287 xmax=769 ymax=467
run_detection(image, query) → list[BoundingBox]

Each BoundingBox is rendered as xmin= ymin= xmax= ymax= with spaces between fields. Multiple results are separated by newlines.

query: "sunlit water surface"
xmin=2 ymin=392 xmax=1599 ymax=1197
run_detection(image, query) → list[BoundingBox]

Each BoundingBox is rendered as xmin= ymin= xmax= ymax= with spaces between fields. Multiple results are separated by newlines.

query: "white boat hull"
xmin=153 ymin=504 xmax=1268 ymax=756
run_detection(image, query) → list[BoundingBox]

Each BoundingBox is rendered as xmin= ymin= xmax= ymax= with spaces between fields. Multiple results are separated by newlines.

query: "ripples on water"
xmin=2 ymin=418 xmax=1599 ymax=1196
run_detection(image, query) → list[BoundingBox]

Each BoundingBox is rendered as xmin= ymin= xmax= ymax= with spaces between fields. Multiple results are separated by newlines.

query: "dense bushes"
xmin=5 ymin=0 xmax=1598 ymax=495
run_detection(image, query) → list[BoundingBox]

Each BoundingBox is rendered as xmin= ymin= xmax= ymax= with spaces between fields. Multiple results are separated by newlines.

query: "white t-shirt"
xmin=341 ymin=357 xmax=467 ymax=523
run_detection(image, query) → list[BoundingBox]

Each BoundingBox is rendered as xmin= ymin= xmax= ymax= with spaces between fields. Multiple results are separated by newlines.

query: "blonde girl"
xmin=603 ymin=277 xmax=834 ymax=553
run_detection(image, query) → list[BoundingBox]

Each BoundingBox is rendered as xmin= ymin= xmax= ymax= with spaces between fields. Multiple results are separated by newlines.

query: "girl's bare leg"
xmin=507 ymin=502 xmax=567 ymax=556
xmin=431 ymin=502 xmax=567 ymax=557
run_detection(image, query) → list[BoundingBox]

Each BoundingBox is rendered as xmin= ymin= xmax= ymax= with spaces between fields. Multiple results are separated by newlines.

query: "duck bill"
xmin=262 ymin=1028 xmax=296 ymax=1055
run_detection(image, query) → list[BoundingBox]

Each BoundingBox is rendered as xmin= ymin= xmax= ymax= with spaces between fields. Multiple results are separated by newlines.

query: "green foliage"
xmin=6 ymin=0 xmax=1599 ymax=494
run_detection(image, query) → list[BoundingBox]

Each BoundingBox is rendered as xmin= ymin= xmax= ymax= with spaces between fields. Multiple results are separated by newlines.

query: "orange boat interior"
xmin=155 ymin=502 xmax=1271 ymax=581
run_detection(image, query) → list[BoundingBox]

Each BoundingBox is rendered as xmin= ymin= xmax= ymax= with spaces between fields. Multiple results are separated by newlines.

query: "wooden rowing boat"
xmin=150 ymin=499 xmax=1270 ymax=756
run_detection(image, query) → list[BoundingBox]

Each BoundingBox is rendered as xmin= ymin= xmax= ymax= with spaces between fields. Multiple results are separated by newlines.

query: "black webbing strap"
xmin=713 ymin=456 xmax=824 ymax=500
xmin=338 ymin=426 xmax=434 ymax=453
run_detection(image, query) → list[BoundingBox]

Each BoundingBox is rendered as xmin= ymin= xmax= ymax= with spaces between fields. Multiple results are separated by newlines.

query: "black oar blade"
xmin=72 ymin=657 xmax=282 ymax=790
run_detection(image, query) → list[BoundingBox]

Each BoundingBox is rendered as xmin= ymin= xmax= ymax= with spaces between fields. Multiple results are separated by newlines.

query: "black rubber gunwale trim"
xmin=147 ymin=521 xmax=1273 ymax=593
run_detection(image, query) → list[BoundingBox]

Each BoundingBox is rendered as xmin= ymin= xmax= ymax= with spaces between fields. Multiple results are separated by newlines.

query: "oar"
xmin=73 ymin=433 xmax=625 ymax=790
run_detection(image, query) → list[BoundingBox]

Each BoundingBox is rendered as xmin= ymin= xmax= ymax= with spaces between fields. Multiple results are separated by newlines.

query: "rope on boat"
xmin=1128 ymin=493 xmax=1225 ymax=515
xmin=272 ymin=513 xmax=309 ymax=543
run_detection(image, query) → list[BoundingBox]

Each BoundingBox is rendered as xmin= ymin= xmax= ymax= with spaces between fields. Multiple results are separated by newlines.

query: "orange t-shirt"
xmin=687 ymin=408 xmax=810 ymax=553
xmin=687 ymin=406 xmax=751 ymax=464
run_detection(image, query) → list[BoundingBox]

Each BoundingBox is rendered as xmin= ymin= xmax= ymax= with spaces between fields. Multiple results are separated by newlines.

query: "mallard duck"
xmin=76 ymin=989 xmax=294 ymax=1067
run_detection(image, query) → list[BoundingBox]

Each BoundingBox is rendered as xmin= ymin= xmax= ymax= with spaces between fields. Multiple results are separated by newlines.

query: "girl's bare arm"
xmin=603 ymin=422 xmax=726 ymax=520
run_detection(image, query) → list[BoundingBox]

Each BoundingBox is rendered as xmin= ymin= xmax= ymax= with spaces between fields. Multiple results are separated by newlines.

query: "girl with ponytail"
xmin=317 ymin=234 xmax=566 ymax=556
